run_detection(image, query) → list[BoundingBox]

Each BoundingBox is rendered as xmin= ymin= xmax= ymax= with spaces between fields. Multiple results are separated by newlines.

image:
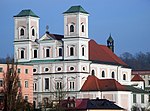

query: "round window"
xmin=33 ymin=68 xmax=36 ymax=72
xmin=45 ymin=68 xmax=49 ymax=72
xmin=70 ymin=67 xmax=74 ymax=71
xmin=57 ymin=67 xmax=62 ymax=71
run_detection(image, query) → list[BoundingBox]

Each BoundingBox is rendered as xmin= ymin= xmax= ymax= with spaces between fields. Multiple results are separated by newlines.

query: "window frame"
xmin=81 ymin=25 xmax=84 ymax=32
xmin=91 ymin=70 xmax=95 ymax=76
xmin=102 ymin=71 xmax=105 ymax=77
xmin=25 ymin=69 xmax=28 ymax=74
xmin=70 ymin=47 xmax=74 ymax=56
xmin=32 ymin=28 xmax=35 ymax=36
xmin=70 ymin=25 xmax=74 ymax=32
xmin=21 ymin=49 xmax=25 ymax=59
xmin=0 ymin=68 xmax=3 ymax=72
xmin=45 ymin=78 xmax=49 ymax=90
xmin=25 ymin=80 xmax=28 ymax=88
xmin=123 ymin=74 xmax=126 ymax=80
xmin=33 ymin=49 xmax=38 ymax=58
xmin=20 ymin=28 xmax=25 ymax=36
xmin=112 ymin=71 xmax=115 ymax=78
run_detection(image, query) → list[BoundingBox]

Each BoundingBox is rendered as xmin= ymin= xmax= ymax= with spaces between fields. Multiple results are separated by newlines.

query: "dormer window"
xmin=70 ymin=25 xmax=74 ymax=32
xmin=32 ymin=29 xmax=35 ymax=36
xmin=20 ymin=28 xmax=24 ymax=36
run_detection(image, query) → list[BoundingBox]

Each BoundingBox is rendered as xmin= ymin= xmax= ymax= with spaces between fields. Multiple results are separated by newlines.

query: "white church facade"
xmin=13 ymin=6 xmax=149 ymax=110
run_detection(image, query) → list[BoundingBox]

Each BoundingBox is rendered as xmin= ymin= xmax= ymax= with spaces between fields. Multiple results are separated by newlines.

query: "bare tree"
xmin=1 ymin=57 xmax=32 ymax=111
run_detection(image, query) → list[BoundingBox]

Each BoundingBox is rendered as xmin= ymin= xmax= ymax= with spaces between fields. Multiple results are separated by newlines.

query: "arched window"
xmin=70 ymin=25 xmax=74 ymax=32
xmin=102 ymin=71 xmax=105 ymax=77
xmin=91 ymin=70 xmax=95 ymax=76
xmin=82 ymin=25 xmax=84 ymax=32
xmin=59 ymin=48 xmax=62 ymax=56
xmin=21 ymin=50 xmax=24 ymax=59
xmin=123 ymin=74 xmax=126 ymax=80
xmin=70 ymin=47 xmax=74 ymax=56
xmin=20 ymin=28 xmax=24 ymax=36
xmin=112 ymin=72 xmax=115 ymax=78
xmin=82 ymin=47 xmax=84 ymax=56
xmin=32 ymin=29 xmax=35 ymax=36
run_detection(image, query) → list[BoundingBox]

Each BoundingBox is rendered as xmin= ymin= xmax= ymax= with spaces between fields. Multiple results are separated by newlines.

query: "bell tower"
xmin=14 ymin=9 xmax=39 ymax=62
xmin=63 ymin=5 xmax=89 ymax=38
xmin=63 ymin=6 xmax=90 ymax=60
xmin=107 ymin=34 xmax=114 ymax=52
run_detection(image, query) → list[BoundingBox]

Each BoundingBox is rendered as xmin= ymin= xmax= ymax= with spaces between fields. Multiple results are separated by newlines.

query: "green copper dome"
xmin=107 ymin=34 xmax=114 ymax=42
xmin=14 ymin=9 xmax=39 ymax=18
xmin=63 ymin=5 xmax=89 ymax=14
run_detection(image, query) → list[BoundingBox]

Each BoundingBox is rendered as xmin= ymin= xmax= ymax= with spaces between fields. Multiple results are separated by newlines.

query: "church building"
xmin=13 ymin=5 xmax=148 ymax=110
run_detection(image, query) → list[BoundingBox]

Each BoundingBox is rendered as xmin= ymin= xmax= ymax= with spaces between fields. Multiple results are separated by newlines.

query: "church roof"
xmin=89 ymin=40 xmax=128 ymax=67
xmin=39 ymin=32 xmax=64 ymax=41
xmin=81 ymin=75 xmax=128 ymax=91
xmin=14 ymin=9 xmax=39 ymax=18
xmin=63 ymin=5 xmax=89 ymax=14
xmin=131 ymin=74 xmax=144 ymax=82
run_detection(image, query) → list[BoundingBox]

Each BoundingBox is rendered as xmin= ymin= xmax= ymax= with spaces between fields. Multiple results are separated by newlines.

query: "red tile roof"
xmin=131 ymin=74 xmax=144 ymax=81
xmin=81 ymin=75 xmax=128 ymax=91
xmin=89 ymin=40 xmax=128 ymax=66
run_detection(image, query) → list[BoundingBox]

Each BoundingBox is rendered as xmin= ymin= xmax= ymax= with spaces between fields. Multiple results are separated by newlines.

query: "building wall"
xmin=0 ymin=64 xmax=33 ymax=103
xmin=79 ymin=91 xmax=131 ymax=111
xmin=90 ymin=64 xmax=131 ymax=85
xmin=131 ymin=93 xmax=149 ymax=109
xmin=132 ymin=70 xmax=150 ymax=91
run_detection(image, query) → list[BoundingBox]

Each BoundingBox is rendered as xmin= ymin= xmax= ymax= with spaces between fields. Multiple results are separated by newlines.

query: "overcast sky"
xmin=0 ymin=0 xmax=150 ymax=58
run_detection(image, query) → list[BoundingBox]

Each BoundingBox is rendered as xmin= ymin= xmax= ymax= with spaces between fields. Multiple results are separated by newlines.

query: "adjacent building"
xmin=0 ymin=64 xmax=33 ymax=103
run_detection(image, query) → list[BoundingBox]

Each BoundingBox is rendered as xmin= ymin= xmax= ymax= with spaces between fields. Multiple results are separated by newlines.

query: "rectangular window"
xmin=34 ymin=83 xmax=37 ymax=91
xmin=45 ymin=78 xmax=49 ymax=90
xmin=25 ymin=81 xmax=28 ymax=88
xmin=25 ymin=69 xmax=28 ymax=74
xmin=0 ymin=80 xmax=3 ymax=87
xmin=141 ymin=95 xmax=144 ymax=103
xmin=56 ymin=81 xmax=62 ymax=90
xmin=0 ymin=68 xmax=3 ymax=72
xmin=148 ymin=80 xmax=150 ymax=85
xmin=133 ymin=94 xmax=136 ymax=103
xmin=59 ymin=48 xmax=62 ymax=56
xmin=18 ymin=81 xmax=21 ymax=87
xmin=21 ymin=50 xmax=24 ymax=59
xmin=70 ymin=47 xmax=74 ymax=56
xmin=46 ymin=49 xmax=50 ymax=57
xmin=25 ymin=96 xmax=28 ymax=101
xmin=18 ymin=68 xmax=21 ymax=74
xmin=70 ymin=81 xmax=75 ymax=90
xmin=34 ymin=50 xmax=37 ymax=58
